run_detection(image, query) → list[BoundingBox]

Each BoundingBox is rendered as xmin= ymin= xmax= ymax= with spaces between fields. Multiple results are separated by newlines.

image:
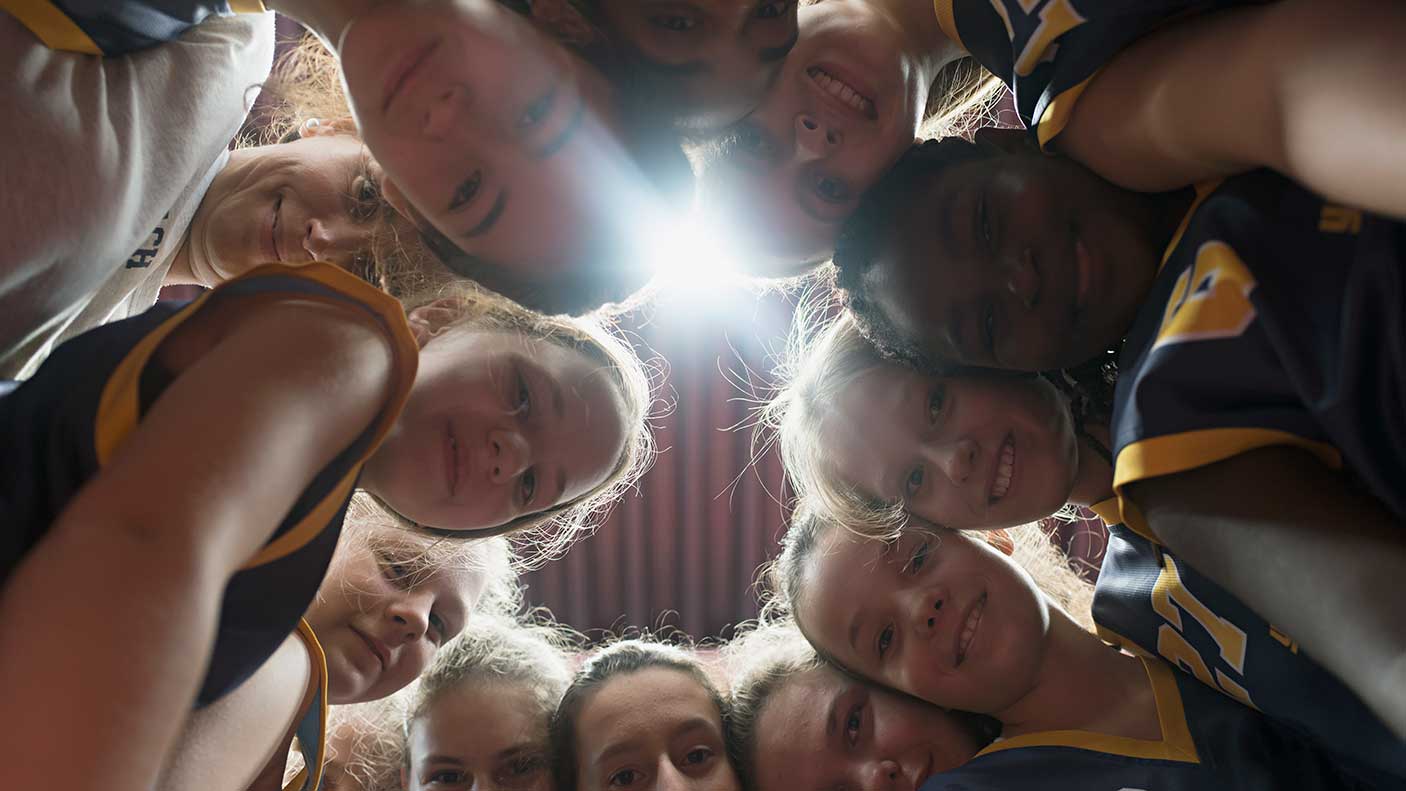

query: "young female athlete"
xmin=765 ymin=312 xmax=1406 ymax=784
xmin=0 ymin=261 xmax=653 ymax=791
xmin=399 ymin=611 xmax=578 ymax=791
xmin=828 ymin=125 xmax=1406 ymax=739
xmin=552 ymin=640 xmax=739 ymax=791
xmin=774 ymin=500 xmax=1381 ymax=789
xmin=5 ymin=0 xmax=691 ymax=315
xmin=580 ymin=0 xmax=800 ymax=130
xmin=159 ymin=505 xmax=508 ymax=791
xmin=724 ymin=617 xmax=992 ymax=791
xmin=697 ymin=0 xmax=1406 ymax=274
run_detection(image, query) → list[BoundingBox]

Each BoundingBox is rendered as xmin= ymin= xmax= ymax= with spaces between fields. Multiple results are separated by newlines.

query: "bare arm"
xmin=1061 ymin=0 xmax=1406 ymax=219
xmin=1127 ymin=446 xmax=1406 ymax=739
xmin=0 ymin=300 xmax=393 ymax=791
xmin=158 ymin=635 xmax=311 ymax=791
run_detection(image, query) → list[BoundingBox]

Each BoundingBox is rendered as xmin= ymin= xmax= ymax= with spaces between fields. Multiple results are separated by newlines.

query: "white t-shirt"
xmin=0 ymin=11 xmax=275 ymax=378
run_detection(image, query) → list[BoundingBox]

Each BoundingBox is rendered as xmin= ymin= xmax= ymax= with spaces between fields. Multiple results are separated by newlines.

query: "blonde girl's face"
xmin=406 ymin=682 xmax=553 ymax=791
xmin=575 ymin=668 xmax=738 ymax=791
xmin=360 ymin=326 xmax=629 ymax=532
xmin=821 ymin=367 xmax=1079 ymax=530
xmin=752 ymin=664 xmax=984 ymax=791
xmin=306 ymin=534 xmax=486 ymax=704
xmin=796 ymin=525 xmax=1050 ymax=715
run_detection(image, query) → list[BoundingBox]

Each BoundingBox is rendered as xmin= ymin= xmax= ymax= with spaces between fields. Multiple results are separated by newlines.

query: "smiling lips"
xmin=989 ymin=434 xmax=1015 ymax=504
xmin=807 ymin=66 xmax=877 ymax=120
xmin=955 ymin=593 xmax=986 ymax=667
xmin=354 ymin=627 xmax=390 ymax=671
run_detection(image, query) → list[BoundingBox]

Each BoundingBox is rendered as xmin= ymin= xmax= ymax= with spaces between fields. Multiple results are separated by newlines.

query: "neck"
xmin=882 ymin=0 xmax=967 ymax=119
xmin=265 ymin=0 xmax=379 ymax=51
xmin=1132 ymin=187 xmax=1198 ymax=266
xmin=163 ymin=235 xmax=201 ymax=287
xmin=993 ymin=608 xmax=1152 ymax=738
xmin=1067 ymin=422 xmax=1114 ymax=507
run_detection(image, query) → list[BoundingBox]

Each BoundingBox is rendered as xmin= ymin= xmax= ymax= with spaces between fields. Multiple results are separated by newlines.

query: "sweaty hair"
xmin=368 ymin=281 xmax=658 ymax=567
xmin=551 ymin=639 xmax=730 ymax=791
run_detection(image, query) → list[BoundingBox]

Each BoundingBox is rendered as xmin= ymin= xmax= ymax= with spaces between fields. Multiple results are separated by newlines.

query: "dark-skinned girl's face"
xmin=857 ymin=130 xmax=1165 ymax=372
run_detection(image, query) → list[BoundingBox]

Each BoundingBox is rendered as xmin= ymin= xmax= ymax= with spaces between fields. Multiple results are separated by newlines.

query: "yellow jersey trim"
xmin=284 ymin=619 xmax=329 ymax=791
xmin=228 ymin=0 xmax=267 ymax=12
xmin=1088 ymin=497 xmax=1120 ymax=526
xmin=978 ymin=657 xmax=1200 ymax=762
xmin=931 ymin=0 xmax=966 ymax=53
xmin=1113 ymin=427 xmax=1342 ymax=540
xmin=0 ymin=0 xmax=102 ymax=54
xmin=1158 ymin=179 xmax=1224 ymax=274
xmin=239 ymin=263 xmax=418 ymax=569
xmin=1095 ymin=623 xmax=1156 ymax=660
xmin=1036 ymin=74 xmax=1095 ymax=151
xmin=91 ymin=262 xmax=417 ymax=570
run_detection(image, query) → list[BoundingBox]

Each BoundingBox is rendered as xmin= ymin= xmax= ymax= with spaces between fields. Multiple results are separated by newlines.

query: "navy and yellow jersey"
xmin=0 ymin=262 xmax=418 ymax=705
xmin=0 ymin=0 xmax=264 ymax=54
xmin=1109 ymin=169 xmax=1406 ymax=536
xmin=921 ymin=657 xmax=1370 ymax=791
xmin=286 ymin=619 xmax=330 ymax=791
xmin=1090 ymin=500 xmax=1406 ymax=786
xmin=930 ymin=0 xmax=1266 ymax=149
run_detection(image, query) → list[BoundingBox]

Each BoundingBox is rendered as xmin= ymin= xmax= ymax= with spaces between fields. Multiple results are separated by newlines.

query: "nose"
xmin=911 ymin=589 xmax=946 ymax=634
xmin=488 ymin=428 xmax=531 ymax=483
xmin=384 ymin=590 xmax=432 ymax=645
xmin=303 ymin=217 xmax=371 ymax=265
xmin=861 ymin=758 xmax=906 ymax=791
xmin=927 ymin=438 xmax=978 ymax=486
xmin=794 ymin=113 xmax=843 ymax=162
xmin=656 ymin=757 xmax=688 ymax=791
xmin=422 ymin=84 xmax=471 ymax=141
xmin=1005 ymin=249 xmax=1039 ymax=310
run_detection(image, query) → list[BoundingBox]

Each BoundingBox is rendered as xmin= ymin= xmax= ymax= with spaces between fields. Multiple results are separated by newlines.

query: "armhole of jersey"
xmin=285 ymin=619 xmax=329 ymax=791
xmin=1112 ymin=427 xmax=1343 ymax=544
xmin=931 ymin=0 xmax=966 ymax=52
xmin=975 ymin=658 xmax=1201 ymax=763
xmin=1035 ymin=74 xmax=1096 ymax=151
xmin=0 ymin=0 xmax=102 ymax=53
xmin=1157 ymin=179 xmax=1223 ymax=274
xmin=1088 ymin=497 xmax=1121 ymax=526
xmin=238 ymin=264 xmax=418 ymax=569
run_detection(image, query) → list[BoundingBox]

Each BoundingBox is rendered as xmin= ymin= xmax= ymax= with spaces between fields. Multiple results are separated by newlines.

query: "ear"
xmin=406 ymin=297 xmax=463 ymax=347
xmin=972 ymin=126 xmax=1034 ymax=156
xmin=300 ymin=116 xmax=361 ymax=138
xmin=983 ymin=528 xmax=1016 ymax=557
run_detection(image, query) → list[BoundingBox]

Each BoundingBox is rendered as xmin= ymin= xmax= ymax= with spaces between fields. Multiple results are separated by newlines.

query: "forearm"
xmin=1129 ymin=447 xmax=1406 ymax=738
xmin=0 ymin=517 xmax=227 ymax=791
xmin=1062 ymin=0 xmax=1406 ymax=218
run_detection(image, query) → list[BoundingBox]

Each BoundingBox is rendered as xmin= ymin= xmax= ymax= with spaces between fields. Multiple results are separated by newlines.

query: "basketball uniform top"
xmin=0 ymin=262 xmax=418 ymax=704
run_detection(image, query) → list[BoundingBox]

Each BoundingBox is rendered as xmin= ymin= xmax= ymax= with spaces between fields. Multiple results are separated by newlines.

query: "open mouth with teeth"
xmin=807 ymin=66 xmax=877 ymax=120
xmin=989 ymin=434 xmax=1015 ymax=504
xmin=955 ymin=592 xmax=986 ymax=667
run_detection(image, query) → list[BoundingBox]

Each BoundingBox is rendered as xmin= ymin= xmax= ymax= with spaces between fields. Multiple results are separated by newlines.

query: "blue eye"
xmin=449 ymin=170 xmax=481 ymax=211
xmin=844 ymin=703 xmax=863 ymax=744
xmin=877 ymin=625 xmax=894 ymax=659
xmin=518 ymin=91 xmax=554 ymax=131
xmin=519 ymin=468 xmax=537 ymax=506
xmin=907 ymin=540 xmax=930 ymax=574
xmin=906 ymin=466 xmax=925 ymax=498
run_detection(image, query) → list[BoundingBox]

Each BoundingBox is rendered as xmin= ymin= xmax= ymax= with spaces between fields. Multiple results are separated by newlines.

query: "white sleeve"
xmin=0 ymin=10 xmax=275 ymax=359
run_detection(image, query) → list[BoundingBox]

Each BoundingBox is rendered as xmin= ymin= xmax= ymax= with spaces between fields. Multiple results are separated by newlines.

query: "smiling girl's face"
xmin=796 ymin=525 xmax=1051 ymax=715
xmin=820 ymin=366 xmax=1079 ymax=530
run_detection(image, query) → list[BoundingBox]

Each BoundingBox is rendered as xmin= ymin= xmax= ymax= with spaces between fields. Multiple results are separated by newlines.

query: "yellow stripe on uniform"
xmin=227 ymin=0 xmax=267 ymax=12
xmin=976 ymin=658 xmax=1201 ymax=763
xmin=0 ymin=0 xmax=102 ymax=53
xmin=284 ymin=619 xmax=329 ymax=791
xmin=931 ymin=0 xmax=967 ymax=53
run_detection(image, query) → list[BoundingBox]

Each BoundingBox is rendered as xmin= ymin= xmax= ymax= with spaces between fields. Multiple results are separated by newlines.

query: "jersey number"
xmin=1153 ymin=553 xmax=1257 ymax=709
xmin=1153 ymin=241 xmax=1258 ymax=351
xmin=988 ymin=0 xmax=1088 ymax=76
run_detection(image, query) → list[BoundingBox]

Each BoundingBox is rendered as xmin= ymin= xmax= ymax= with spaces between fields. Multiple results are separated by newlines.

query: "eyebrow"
xmin=461 ymin=190 xmax=509 ymax=239
xmin=534 ymin=94 xmax=588 ymax=160
xmin=494 ymin=743 xmax=542 ymax=763
xmin=419 ymin=755 xmax=463 ymax=767
xmin=759 ymin=28 xmax=799 ymax=62
xmin=847 ymin=611 xmax=862 ymax=656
